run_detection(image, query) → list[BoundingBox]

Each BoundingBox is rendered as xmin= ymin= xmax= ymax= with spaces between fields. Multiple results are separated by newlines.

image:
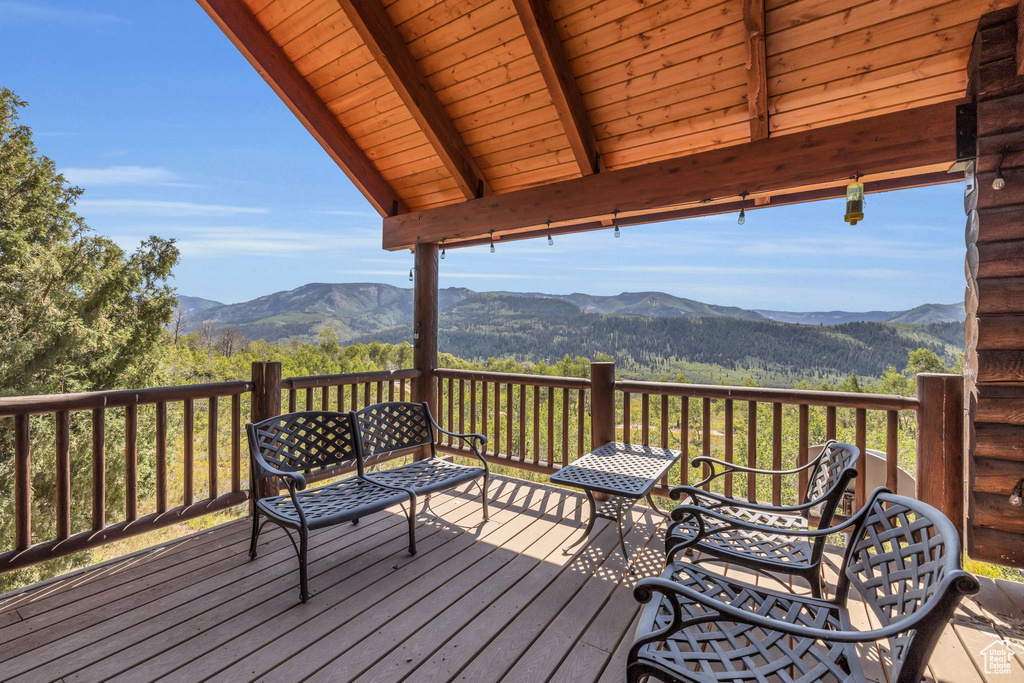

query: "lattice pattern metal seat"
xmin=630 ymin=489 xmax=980 ymax=683
xmin=354 ymin=401 xmax=489 ymax=518
xmin=665 ymin=441 xmax=859 ymax=596
xmin=246 ymin=411 xmax=416 ymax=603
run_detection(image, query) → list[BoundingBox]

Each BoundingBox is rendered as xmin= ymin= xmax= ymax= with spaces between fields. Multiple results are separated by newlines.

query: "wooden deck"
xmin=0 ymin=476 xmax=1022 ymax=682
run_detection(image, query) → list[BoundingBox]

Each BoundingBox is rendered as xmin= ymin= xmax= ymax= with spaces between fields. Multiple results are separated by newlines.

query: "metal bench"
xmin=246 ymin=411 xmax=415 ymax=603
xmin=629 ymin=489 xmax=979 ymax=683
xmin=353 ymin=401 xmax=489 ymax=521
xmin=664 ymin=440 xmax=859 ymax=596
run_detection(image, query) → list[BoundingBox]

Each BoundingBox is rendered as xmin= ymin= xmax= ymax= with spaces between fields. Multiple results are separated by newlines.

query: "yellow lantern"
xmin=844 ymin=177 xmax=864 ymax=225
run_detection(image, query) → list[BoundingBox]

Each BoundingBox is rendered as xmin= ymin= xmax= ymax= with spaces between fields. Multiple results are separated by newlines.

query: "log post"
xmin=413 ymin=243 xmax=438 ymax=460
xmin=251 ymin=361 xmax=282 ymax=498
xmin=916 ymin=373 xmax=965 ymax=539
xmin=590 ymin=361 xmax=615 ymax=450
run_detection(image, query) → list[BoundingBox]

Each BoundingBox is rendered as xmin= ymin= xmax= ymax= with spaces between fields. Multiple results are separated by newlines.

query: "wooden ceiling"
xmin=199 ymin=0 xmax=1016 ymax=249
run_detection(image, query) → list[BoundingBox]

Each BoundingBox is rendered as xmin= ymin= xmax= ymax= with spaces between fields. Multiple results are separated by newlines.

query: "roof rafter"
xmin=197 ymin=0 xmax=401 ymax=217
xmin=513 ymin=0 xmax=600 ymax=175
xmin=382 ymin=102 xmax=959 ymax=250
xmin=336 ymin=0 xmax=489 ymax=201
xmin=743 ymin=0 xmax=769 ymax=141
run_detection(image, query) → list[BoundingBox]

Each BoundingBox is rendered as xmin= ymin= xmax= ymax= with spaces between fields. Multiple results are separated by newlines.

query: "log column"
xmin=964 ymin=6 xmax=1024 ymax=567
xmin=413 ymin=243 xmax=439 ymax=461
xmin=251 ymin=361 xmax=282 ymax=498
xmin=916 ymin=374 xmax=965 ymax=538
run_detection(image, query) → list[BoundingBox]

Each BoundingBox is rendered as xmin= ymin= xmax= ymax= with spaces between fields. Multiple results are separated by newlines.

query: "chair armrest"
xmin=632 ymin=576 xmax=942 ymax=644
xmin=251 ymin=456 xmax=307 ymax=494
xmin=669 ymin=486 xmax=825 ymax=517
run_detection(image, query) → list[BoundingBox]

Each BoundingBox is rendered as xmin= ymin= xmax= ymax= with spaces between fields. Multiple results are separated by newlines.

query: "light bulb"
xmin=490 ymin=241 xmax=495 ymax=253
xmin=548 ymin=234 xmax=553 ymax=246
xmin=993 ymin=175 xmax=1005 ymax=191
xmin=440 ymin=247 xmax=446 ymax=259
xmin=408 ymin=268 xmax=414 ymax=282
xmin=738 ymin=209 xmax=746 ymax=225
xmin=614 ymin=226 xmax=620 ymax=238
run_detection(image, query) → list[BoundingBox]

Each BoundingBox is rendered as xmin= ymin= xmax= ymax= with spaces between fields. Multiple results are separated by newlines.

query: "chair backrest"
xmin=246 ymin=411 xmax=361 ymax=482
xmin=801 ymin=441 xmax=859 ymax=520
xmin=353 ymin=402 xmax=435 ymax=465
xmin=836 ymin=490 xmax=978 ymax=683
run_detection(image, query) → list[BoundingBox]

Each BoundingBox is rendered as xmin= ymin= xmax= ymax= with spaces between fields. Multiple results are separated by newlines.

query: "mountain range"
xmin=178 ymin=283 xmax=964 ymax=344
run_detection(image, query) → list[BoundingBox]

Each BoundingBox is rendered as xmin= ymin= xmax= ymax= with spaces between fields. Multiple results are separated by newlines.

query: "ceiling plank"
xmin=513 ymin=0 xmax=600 ymax=175
xmin=336 ymin=0 xmax=489 ymax=201
xmin=382 ymin=101 xmax=959 ymax=249
xmin=197 ymin=0 xmax=401 ymax=217
xmin=743 ymin=0 xmax=769 ymax=140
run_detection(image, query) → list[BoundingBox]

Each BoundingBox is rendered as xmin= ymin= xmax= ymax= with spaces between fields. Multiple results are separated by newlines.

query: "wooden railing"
xmin=0 ymin=360 xmax=961 ymax=577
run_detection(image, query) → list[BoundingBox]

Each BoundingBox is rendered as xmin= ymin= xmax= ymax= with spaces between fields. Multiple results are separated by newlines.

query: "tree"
xmin=905 ymin=348 xmax=945 ymax=376
xmin=838 ymin=373 xmax=862 ymax=393
xmin=170 ymin=307 xmax=190 ymax=344
xmin=216 ymin=327 xmax=247 ymax=357
xmin=0 ymin=89 xmax=178 ymax=588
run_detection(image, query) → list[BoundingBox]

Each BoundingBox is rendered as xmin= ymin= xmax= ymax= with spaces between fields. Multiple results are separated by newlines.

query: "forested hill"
xmin=361 ymin=293 xmax=963 ymax=380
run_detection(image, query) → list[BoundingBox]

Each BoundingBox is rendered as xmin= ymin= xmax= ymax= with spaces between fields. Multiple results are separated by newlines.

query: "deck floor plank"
xmin=0 ymin=477 xmax=1020 ymax=683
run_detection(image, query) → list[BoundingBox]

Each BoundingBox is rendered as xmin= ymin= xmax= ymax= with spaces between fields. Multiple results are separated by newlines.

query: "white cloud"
xmin=63 ymin=166 xmax=185 ymax=186
xmin=316 ymin=209 xmax=380 ymax=218
xmin=76 ymin=199 xmax=268 ymax=217
xmin=174 ymin=226 xmax=378 ymax=257
xmin=576 ymin=264 xmax=909 ymax=280
xmin=0 ymin=1 xmax=126 ymax=26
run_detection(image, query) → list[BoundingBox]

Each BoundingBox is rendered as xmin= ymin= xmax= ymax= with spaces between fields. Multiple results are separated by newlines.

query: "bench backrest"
xmin=837 ymin=490 xmax=978 ymax=683
xmin=801 ymin=440 xmax=859 ymax=521
xmin=353 ymin=402 xmax=435 ymax=464
xmin=247 ymin=411 xmax=362 ymax=481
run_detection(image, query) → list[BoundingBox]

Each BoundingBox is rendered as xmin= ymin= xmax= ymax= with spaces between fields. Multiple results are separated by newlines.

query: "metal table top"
xmin=550 ymin=441 xmax=683 ymax=498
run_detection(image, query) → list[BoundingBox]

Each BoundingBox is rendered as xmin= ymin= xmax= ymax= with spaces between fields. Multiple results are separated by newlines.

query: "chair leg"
xmin=298 ymin=526 xmax=310 ymax=603
xmin=480 ymin=472 xmax=489 ymax=521
xmin=407 ymin=494 xmax=418 ymax=555
xmin=811 ymin=571 xmax=825 ymax=599
xmin=249 ymin=511 xmax=261 ymax=560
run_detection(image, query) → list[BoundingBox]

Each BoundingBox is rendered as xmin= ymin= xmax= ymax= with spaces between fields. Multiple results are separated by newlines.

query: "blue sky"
xmin=1 ymin=1 xmax=967 ymax=311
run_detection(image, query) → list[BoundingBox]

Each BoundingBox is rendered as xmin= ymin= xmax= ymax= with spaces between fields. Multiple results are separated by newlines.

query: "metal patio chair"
xmin=247 ymin=411 xmax=415 ymax=602
xmin=664 ymin=441 xmax=859 ymax=596
xmin=629 ymin=489 xmax=979 ymax=683
xmin=353 ymin=401 xmax=489 ymax=521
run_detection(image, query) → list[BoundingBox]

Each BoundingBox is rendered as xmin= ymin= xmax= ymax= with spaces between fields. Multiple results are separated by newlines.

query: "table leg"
xmin=646 ymin=493 xmax=671 ymax=519
xmin=562 ymin=488 xmax=597 ymax=552
xmin=615 ymin=496 xmax=633 ymax=572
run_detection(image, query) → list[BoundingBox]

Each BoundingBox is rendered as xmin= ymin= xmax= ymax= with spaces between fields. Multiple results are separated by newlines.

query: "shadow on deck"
xmin=0 ymin=476 xmax=1021 ymax=682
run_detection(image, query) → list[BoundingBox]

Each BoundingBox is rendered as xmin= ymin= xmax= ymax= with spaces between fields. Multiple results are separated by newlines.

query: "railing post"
xmin=590 ymin=361 xmax=615 ymax=449
xmin=251 ymin=361 xmax=282 ymax=498
xmin=413 ymin=242 xmax=438 ymax=460
xmin=916 ymin=373 xmax=964 ymax=538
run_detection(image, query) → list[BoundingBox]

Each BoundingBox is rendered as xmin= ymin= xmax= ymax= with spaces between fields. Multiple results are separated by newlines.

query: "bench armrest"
xmin=429 ymin=414 xmax=489 ymax=470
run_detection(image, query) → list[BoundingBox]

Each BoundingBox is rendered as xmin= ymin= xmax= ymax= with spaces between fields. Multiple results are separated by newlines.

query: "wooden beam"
xmin=196 ymin=0 xmax=400 ymax=217
xmin=336 ymin=0 xmax=488 ymax=201
xmin=383 ymin=101 xmax=959 ymax=249
xmin=513 ymin=0 xmax=600 ymax=176
xmin=1017 ymin=0 xmax=1023 ymax=76
xmin=743 ymin=0 xmax=769 ymax=141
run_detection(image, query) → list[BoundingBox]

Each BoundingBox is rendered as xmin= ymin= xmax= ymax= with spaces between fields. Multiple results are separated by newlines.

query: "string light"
xmin=993 ymin=152 xmax=1006 ymax=190
xmin=737 ymin=192 xmax=748 ymax=225
xmin=408 ymin=267 xmax=414 ymax=282
xmin=546 ymin=220 xmax=553 ymax=246
xmin=440 ymin=238 xmax=446 ymax=260
xmin=613 ymin=209 xmax=620 ymax=238
xmin=489 ymin=230 xmax=495 ymax=253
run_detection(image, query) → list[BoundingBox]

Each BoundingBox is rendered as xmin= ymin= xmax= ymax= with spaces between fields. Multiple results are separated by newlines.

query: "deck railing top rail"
xmin=435 ymin=367 xmax=590 ymax=390
xmin=282 ymin=368 xmax=420 ymax=391
xmin=0 ymin=380 xmax=254 ymax=417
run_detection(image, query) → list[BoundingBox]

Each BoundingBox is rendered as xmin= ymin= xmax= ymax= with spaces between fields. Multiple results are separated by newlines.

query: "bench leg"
xmin=298 ymin=526 xmax=310 ymax=603
xmin=481 ymin=472 xmax=489 ymax=521
xmin=249 ymin=512 xmax=261 ymax=560
xmin=407 ymin=495 xmax=418 ymax=555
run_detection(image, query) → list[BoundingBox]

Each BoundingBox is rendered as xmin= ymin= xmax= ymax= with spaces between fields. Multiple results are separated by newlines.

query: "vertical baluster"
xmin=701 ymin=398 xmax=711 ymax=489
xmin=493 ymin=382 xmax=502 ymax=458
xmin=459 ymin=379 xmax=467 ymax=437
xmin=363 ymin=382 xmax=371 ymax=409
xmin=350 ymin=383 xmax=358 ymax=412
xmin=547 ymin=386 xmax=554 ymax=466
xmin=577 ymin=389 xmax=585 ymax=456
xmin=56 ymin=411 xmax=71 ymax=540
xmin=724 ymin=400 xmax=733 ymax=499
xmin=532 ymin=385 xmax=540 ymax=464
xmin=336 ymin=385 xmax=344 ymax=411
xmin=437 ymin=376 xmax=445 ymax=436
xmin=322 ymin=386 xmax=330 ymax=411
xmin=15 ymin=414 xmax=31 ymax=550
xmin=518 ymin=384 xmax=526 ymax=462
xmin=288 ymin=389 xmax=296 ymax=413
xmin=747 ymin=401 xmax=757 ymax=501
xmin=92 ymin=409 xmax=105 ymax=531
xmin=208 ymin=396 xmax=219 ymax=499
xmin=798 ymin=404 xmax=810 ymax=499
xmin=305 ymin=387 xmax=313 ymax=411
xmin=886 ymin=410 xmax=899 ymax=494
xmin=623 ymin=392 xmax=631 ymax=444
xmin=680 ymin=397 xmax=689 ymax=485
xmin=855 ymin=408 xmax=867 ymax=507
xmin=388 ymin=379 xmax=395 ymax=402
xmin=231 ymin=394 xmax=241 ymax=494
xmin=448 ymin=377 xmax=455 ymax=446
xmin=772 ymin=402 xmax=782 ymax=506
xmin=400 ymin=378 xmax=407 ymax=402
xmin=126 ymin=404 xmax=138 ymax=522
xmin=826 ymin=406 xmax=837 ymax=441
xmin=184 ymin=398 xmax=194 ymax=507
xmin=641 ymin=393 xmax=650 ymax=447
xmin=661 ymin=394 xmax=670 ymax=488
xmin=561 ymin=388 xmax=569 ymax=468
xmin=507 ymin=383 xmax=514 ymax=459
xmin=376 ymin=381 xmax=383 ymax=404
xmin=470 ymin=380 xmax=478 ymax=436
xmin=481 ymin=382 xmax=489 ymax=452
xmin=156 ymin=401 xmax=168 ymax=512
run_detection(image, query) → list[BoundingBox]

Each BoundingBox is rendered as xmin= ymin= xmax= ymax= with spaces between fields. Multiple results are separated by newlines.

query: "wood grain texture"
xmin=743 ymin=0 xmax=769 ymax=140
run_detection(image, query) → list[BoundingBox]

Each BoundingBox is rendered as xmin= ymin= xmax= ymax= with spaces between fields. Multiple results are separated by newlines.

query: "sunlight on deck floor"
xmin=0 ymin=476 xmax=1021 ymax=682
